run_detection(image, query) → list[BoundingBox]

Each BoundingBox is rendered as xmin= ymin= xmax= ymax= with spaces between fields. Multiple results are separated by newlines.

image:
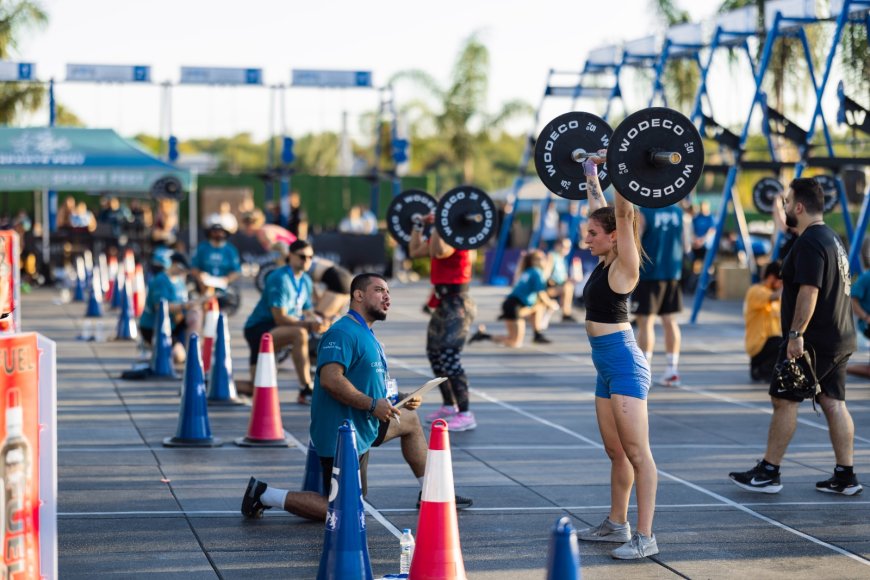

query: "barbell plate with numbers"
xmin=385 ymin=189 xmax=437 ymax=245
xmin=434 ymin=185 xmax=497 ymax=250
xmin=533 ymin=111 xmax=612 ymax=200
xmin=752 ymin=177 xmax=784 ymax=214
xmin=814 ymin=174 xmax=838 ymax=213
xmin=607 ymin=107 xmax=705 ymax=208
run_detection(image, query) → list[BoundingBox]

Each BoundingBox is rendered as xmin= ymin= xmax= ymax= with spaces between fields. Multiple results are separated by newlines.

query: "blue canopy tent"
xmin=0 ymin=127 xmax=191 ymax=260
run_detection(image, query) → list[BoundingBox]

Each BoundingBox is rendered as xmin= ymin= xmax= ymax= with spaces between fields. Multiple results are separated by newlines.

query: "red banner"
xmin=0 ymin=334 xmax=39 ymax=578
xmin=0 ymin=232 xmax=19 ymax=334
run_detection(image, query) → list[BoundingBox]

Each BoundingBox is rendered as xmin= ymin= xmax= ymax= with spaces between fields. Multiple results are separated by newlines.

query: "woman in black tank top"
xmin=572 ymin=155 xmax=659 ymax=559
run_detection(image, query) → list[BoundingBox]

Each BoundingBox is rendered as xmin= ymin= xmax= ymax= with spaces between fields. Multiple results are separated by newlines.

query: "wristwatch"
xmin=788 ymin=330 xmax=803 ymax=340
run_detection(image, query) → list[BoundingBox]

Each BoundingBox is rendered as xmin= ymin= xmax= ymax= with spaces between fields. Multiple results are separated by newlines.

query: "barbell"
xmin=385 ymin=186 xmax=498 ymax=250
xmin=533 ymin=107 xmax=705 ymax=208
xmin=751 ymin=175 xmax=839 ymax=215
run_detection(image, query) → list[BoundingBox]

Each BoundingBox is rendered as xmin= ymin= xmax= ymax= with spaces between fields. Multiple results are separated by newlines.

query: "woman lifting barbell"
xmin=572 ymin=151 xmax=660 ymax=560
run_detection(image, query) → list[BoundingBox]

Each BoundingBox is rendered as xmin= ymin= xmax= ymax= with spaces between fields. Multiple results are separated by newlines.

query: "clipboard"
xmin=396 ymin=377 xmax=448 ymax=408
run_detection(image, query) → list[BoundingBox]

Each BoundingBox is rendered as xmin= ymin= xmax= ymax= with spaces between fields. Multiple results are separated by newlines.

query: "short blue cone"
xmin=301 ymin=440 xmax=325 ymax=494
xmin=73 ymin=268 xmax=86 ymax=302
xmin=115 ymin=280 xmax=138 ymax=341
xmin=163 ymin=333 xmax=222 ymax=447
xmin=110 ymin=271 xmax=124 ymax=310
xmin=546 ymin=517 xmax=582 ymax=580
xmin=85 ymin=274 xmax=103 ymax=318
xmin=316 ymin=420 xmax=373 ymax=580
xmin=150 ymin=300 xmax=177 ymax=378
xmin=207 ymin=313 xmax=244 ymax=405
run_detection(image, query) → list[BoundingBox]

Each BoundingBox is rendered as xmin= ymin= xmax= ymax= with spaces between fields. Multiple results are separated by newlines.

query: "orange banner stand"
xmin=0 ymin=333 xmax=57 ymax=579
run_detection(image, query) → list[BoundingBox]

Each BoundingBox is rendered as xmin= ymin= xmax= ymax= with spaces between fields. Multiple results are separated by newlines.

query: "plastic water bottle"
xmin=399 ymin=528 xmax=415 ymax=573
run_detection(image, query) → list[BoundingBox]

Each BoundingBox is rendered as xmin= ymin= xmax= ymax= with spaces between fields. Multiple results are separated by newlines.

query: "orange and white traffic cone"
xmin=234 ymin=333 xmax=290 ymax=447
xmin=132 ymin=263 xmax=146 ymax=318
xmin=409 ymin=418 xmax=467 ymax=580
xmin=201 ymin=297 xmax=220 ymax=375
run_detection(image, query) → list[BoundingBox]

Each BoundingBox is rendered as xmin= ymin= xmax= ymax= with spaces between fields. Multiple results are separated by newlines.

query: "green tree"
xmin=0 ymin=0 xmax=47 ymax=123
xmin=389 ymin=32 xmax=532 ymax=185
xmin=649 ymin=0 xmax=700 ymax=113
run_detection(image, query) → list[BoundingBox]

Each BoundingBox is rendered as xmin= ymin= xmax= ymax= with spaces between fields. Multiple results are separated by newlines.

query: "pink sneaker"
xmin=425 ymin=405 xmax=458 ymax=423
xmin=446 ymin=411 xmax=477 ymax=432
xmin=657 ymin=373 xmax=680 ymax=387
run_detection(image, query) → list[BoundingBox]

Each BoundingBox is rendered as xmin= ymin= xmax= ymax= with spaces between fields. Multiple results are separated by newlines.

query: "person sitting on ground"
xmin=469 ymin=249 xmax=559 ymax=347
xmin=241 ymin=273 xmax=471 ymax=521
xmin=743 ymin=261 xmax=783 ymax=382
xmin=850 ymin=268 xmax=870 ymax=363
xmin=239 ymin=239 xmax=326 ymax=403
xmin=139 ymin=249 xmax=203 ymax=364
xmin=546 ymin=237 xmax=579 ymax=323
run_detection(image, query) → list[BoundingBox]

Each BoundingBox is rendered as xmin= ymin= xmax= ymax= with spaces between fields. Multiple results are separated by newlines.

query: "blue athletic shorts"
xmin=590 ymin=330 xmax=651 ymax=400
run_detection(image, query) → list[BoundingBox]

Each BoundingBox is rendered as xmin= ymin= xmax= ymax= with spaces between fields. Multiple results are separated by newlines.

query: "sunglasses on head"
xmin=295 ymin=253 xmax=313 ymax=260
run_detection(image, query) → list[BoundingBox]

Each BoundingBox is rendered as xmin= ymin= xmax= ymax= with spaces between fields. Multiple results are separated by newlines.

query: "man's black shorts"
xmin=319 ymin=420 xmax=389 ymax=497
xmin=632 ymin=279 xmax=682 ymax=316
xmin=244 ymin=320 xmax=277 ymax=365
xmin=769 ymin=345 xmax=851 ymax=402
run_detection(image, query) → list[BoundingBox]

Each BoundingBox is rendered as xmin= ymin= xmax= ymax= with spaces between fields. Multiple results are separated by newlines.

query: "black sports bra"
xmin=583 ymin=261 xmax=632 ymax=323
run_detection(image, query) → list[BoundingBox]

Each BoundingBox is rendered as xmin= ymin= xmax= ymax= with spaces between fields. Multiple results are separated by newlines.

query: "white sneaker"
xmin=612 ymin=531 xmax=659 ymax=559
xmin=657 ymin=372 xmax=680 ymax=387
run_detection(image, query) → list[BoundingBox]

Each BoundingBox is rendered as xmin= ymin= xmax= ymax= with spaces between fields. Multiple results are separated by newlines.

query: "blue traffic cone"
xmin=163 ymin=334 xmax=222 ymax=447
xmin=73 ymin=257 xmax=87 ymax=302
xmin=110 ymin=270 xmax=124 ymax=310
xmin=85 ymin=268 xmax=103 ymax=318
xmin=115 ymin=277 xmax=138 ymax=341
xmin=546 ymin=517 xmax=581 ymax=580
xmin=317 ymin=420 xmax=373 ymax=580
xmin=207 ymin=313 xmax=244 ymax=405
xmin=150 ymin=300 xmax=177 ymax=379
xmin=301 ymin=440 xmax=325 ymax=494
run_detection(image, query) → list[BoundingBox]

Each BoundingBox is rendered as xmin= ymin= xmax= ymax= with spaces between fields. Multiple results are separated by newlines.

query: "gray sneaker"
xmin=612 ymin=531 xmax=659 ymax=559
xmin=576 ymin=517 xmax=631 ymax=543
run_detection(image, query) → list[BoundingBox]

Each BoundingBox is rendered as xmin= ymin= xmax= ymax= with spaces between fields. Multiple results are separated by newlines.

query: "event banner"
xmin=0 ymin=334 xmax=41 ymax=578
xmin=0 ymin=231 xmax=20 ymax=334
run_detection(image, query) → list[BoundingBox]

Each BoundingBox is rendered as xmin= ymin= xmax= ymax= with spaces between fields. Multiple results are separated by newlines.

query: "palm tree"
xmin=649 ymin=0 xmax=700 ymax=113
xmin=0 ymin=1 xmax=48 ymax=124
xmin=388 ymin=32 xmax=531 ymax=185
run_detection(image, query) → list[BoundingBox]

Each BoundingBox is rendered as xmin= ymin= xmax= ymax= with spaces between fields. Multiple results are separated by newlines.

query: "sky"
xmin=14 ymin=0 xmax=821 ymax=144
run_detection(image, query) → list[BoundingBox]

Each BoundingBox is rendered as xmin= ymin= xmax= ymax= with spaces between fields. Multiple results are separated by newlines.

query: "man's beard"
xmin=785 ymin=212 xmax=798 ymax=229
xmin=366 ymin=304 xmax=387 ymax=321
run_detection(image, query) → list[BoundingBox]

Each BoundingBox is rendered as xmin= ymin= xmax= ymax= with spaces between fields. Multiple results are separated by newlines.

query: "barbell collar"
xmin=650 ymin=151 xmax=682 ymax=166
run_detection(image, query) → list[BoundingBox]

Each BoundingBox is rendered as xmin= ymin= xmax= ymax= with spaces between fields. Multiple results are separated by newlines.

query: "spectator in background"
xmin=152 ymin=198 xmax=179 ymax=247
xmin=851 ymin=269 xmax=870 ymax=356
xmin=56 ymin=195 xmax=77 ymax=229
xmin=70 ymin=201 xmax=97 ymax=232
xmin=288 ymin=191 xmax=309 ymax=240
xmin=539 ymin=202 xmax=561 ymax=251
xmin=339 ymin=205 xmax=378 ymax=235
xmin=691 ymin=201 xmax=716 ymax=268
xmin=743 ymin=261 xmax=783 ymax=382
xmin=98 ymin=196 xmax=133 ymax=240
xmin=546 ymin=237 xmax=579 ymax=323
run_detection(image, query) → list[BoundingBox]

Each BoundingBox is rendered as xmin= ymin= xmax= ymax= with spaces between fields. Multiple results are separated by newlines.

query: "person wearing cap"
xmin=241 ymin=239 xmax=326 ymax=404
xmin=139 ymin=249 xmax=201 ymax=364
xmin=191 ymin=213 xmax=242 ymax=296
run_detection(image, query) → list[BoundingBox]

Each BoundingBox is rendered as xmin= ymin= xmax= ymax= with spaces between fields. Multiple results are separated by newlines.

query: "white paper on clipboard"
xmin=396 ymin=377 xmax=448 ymax=408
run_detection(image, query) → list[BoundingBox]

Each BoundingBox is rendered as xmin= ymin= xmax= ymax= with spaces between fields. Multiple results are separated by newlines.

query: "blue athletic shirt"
xmin=548 ymin=252 xmax=569 ymax=285
xmin=244 ymin=266 xmax=313 ymax=328
xmin=510 ymin=267 xmax=548 ymax=306
xmin=191 ymin=241 xmax=241 ymax=277
xmin=310 ymin=314 xmax=387 ymax=457
xmin=853 ymin=271 xmax=870 ymax=334
xmin=140 ymin=271 xmax=179 ymax=330
xmin=639 ymin=205 xmax=684 ymax=281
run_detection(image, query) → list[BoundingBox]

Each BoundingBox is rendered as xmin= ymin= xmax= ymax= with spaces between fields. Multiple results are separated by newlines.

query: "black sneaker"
xmin=729 ymin=461 xmax=783 ymax=494
xmin=533 ymin=332 xmax=552 ymax=344
xmin=561 ymin=314 xmax=578 ymax=323
xmin=816 ymin=474 xmax=863 ymax=496
xmin=468 ymin=330 xmax=492 ymax=344
xmin=416 ymin=491 xmax=473 ymax=510
xmin=241 ymin=477 xmax=270 ymax=519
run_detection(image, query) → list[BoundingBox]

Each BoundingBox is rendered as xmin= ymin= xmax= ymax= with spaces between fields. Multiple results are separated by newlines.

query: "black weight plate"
xmin=752 ymin=177 xmax=784 ymax=214
xmin=385 ymin=189 xmax=437 ymax=245
xmin=434 ymin=186 xmax=497 ymax=250
xmin=607 ymin=107 xmax=705 ymax=208
xmin=534 ymin=111 xmax=613 ymax=200
xmin=814 ymin=174 xmax=838 ymax=213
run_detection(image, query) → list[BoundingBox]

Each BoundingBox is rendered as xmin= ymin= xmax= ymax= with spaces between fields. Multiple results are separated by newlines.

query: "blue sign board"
xmin=66 ymin=64 xmax=151 ymax=83
xmin=180 ymin=67 xmax=263 ymax=85
xmin=0 ymin=62 xmax=35 ymax=81
xmin=292 ymin=69 xmax=373 ymax=88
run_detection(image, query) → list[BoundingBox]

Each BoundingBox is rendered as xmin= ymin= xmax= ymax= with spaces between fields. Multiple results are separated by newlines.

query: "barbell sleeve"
xmin=650 ymin=151 xmax=682 ymax=166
